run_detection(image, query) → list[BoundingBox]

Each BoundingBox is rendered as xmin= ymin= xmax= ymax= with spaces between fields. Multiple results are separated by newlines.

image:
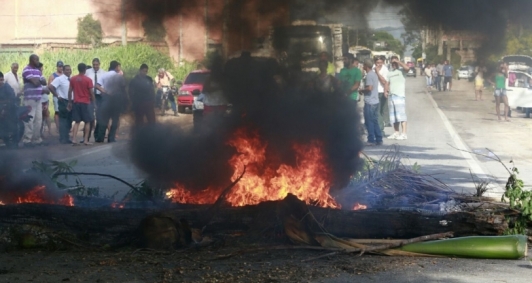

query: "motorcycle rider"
xmin=155 ymin=68 xmax=178 ymax=116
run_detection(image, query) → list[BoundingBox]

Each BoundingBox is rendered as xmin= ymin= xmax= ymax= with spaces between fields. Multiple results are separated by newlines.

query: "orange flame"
xmin=353 ymin=203 xmax=367 ymax=210
xmin=168 ymin=127 xmax=339 ymax=208
xmin=11 ymin=185 xmax=74 ymax=206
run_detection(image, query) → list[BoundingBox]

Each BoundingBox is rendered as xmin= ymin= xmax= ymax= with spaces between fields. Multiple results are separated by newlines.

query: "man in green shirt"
xmin=338 ymin=53 xmax=362 ymax=101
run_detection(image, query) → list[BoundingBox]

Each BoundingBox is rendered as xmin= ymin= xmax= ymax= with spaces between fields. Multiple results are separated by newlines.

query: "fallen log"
xmin=0 ymin=197 xmax=508 ymax=249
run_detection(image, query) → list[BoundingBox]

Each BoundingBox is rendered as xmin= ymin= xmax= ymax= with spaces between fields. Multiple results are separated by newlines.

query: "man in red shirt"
xmin=67 ymin=63 xmax=95 ymax=145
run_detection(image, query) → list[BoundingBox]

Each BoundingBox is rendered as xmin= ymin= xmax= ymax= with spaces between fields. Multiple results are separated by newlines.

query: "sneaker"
xmin=396 ymin=134 xmax=408 ymax=140
xmin=387 ymin=132 xmax=400 ymax=139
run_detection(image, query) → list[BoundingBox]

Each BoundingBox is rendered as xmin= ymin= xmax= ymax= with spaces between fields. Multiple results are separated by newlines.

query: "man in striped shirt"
xmin=22 ymin=54 xmax=47 ymax=147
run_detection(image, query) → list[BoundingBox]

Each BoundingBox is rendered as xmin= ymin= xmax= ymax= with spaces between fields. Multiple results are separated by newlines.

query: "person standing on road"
xmin=436 ymin=61 xmax=444 ymax=91
xmin=474 ymin=63 xmax=487 ymax=101
xmin=68 ymin=63 xmax=95 ymax=145
xmin=85 ymin=58 xmax=106 ymax=142
xmin=48 ymin=61 xmax=64 ymax=135
xmin=374 ymin=56 xmax=389 ymax=135
xmin=424 ymin=64 xmax=433 ymax=90
xmin=21 ymin=54 xmax=47 ymax=147
xmin=386 ymin=60 xmax=408 ymax=140
xmin=489 ymin=66 xmax=510 ymax=122
xmin=49 ymin=65 xmax=73 ymax=144
xmin=4 ymin=63 xmax=21 ymax=97
xmin=319 ymin=51 xmax=336 ymax=76
xmin=338 ymin=54 xmax=362 ymax=103
xmin=129 ymin=64 xmax=156 ymax=127
xmin=37 ymin=63 xmax=52 ymax=139
xmin=361 ymin=59 xmax=382 ymax=146
xmin=314 ymin=60 xmax=339 ymax=96
xmin=431 ymin=64 xmax=439 ymax=89
xmin=443 ymin=60 xmax=454 ymax=91
xmin=95 ymin=61 xmax=127 ymax=143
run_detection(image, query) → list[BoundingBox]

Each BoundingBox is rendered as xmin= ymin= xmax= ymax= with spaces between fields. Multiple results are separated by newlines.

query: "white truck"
xmin=503 ymin=55 xmax=532 ymax=112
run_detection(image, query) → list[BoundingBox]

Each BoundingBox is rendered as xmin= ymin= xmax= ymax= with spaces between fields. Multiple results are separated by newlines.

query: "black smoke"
xmin=129 ymin=56 xmax=363 ymax=194
xmin=0 ymin=153 xmax=65 ymax=204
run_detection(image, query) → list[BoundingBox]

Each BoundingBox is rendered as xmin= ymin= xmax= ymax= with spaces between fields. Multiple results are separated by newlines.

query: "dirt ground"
xmin=0 ymin=247 xmax=440 ymax=283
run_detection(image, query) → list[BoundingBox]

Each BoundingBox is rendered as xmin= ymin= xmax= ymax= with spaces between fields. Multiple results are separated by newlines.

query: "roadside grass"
xmin=1 ymin=44 xmax=195 ymax=81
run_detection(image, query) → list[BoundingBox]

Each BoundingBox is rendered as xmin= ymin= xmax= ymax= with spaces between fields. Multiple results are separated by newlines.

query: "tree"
xmin=77 ymin=14 xmax=103 ymax=46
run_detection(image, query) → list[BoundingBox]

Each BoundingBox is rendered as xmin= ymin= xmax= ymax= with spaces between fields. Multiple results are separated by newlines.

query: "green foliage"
xmin=30 ymin=160 xmax=79 ymax=189
xmin=142 ymin=17 xmax=167 ymax=42
xmin=0 ymin=44 xmax=193 ymax=82
xmin=76 ymin=14 xmax=103 ymax=46
xmin=501 ymin=164 xmax=532 ymax=235
xmin=411 ymin=43 xmax=422 ymax=61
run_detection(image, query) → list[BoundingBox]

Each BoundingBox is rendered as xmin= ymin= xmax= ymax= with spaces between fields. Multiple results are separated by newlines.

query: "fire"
xmin=353 ymin=203 xmax=367 ymax=210
xmin=166 ymin=185 xmax=219 ymax=205
xmin=111 ymin=202 xmax=125 ymax=209
xmin=168 ymin=127 xmax=339 ymax=208
xmin=0 ymin=185 xmax=75 ymax=206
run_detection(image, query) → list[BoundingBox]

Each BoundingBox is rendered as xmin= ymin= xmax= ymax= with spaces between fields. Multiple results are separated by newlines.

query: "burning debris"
xmin=0 ymin=153 xmax=74 ymax=206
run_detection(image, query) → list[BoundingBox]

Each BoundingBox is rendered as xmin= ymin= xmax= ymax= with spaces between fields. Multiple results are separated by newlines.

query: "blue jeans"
xmin=435 ymin=76 xmax=442 ymax=91
xmin=364 ymin=103 xmax=382 ymax=143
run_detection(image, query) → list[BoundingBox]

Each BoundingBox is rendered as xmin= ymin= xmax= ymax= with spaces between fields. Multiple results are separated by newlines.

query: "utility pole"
xmin=222 ymin=0 xmax=228 ymax=59
xmin=205 ymin=0 xmax=209 ymax=57
xmin=121 ymin=0 xmax=127 ymax=46
xmin=179 ymin=13 xmax=183 ymax=64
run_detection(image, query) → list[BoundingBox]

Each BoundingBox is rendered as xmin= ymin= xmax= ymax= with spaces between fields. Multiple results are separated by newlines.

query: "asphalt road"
xmin=2 ymin=75 xmax=531 ymax=282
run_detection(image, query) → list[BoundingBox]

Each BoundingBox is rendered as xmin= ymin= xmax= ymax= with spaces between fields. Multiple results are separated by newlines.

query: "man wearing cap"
xmin=85 ymin=58 xmax=106 ymax=142
xmin=48 ymin=61 xmax=64 ymax=134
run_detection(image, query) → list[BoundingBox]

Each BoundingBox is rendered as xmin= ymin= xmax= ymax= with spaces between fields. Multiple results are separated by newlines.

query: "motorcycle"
xmin=160 ymin=86 xmax=178 ymax=116
xmin=0 ymin=100 xmax=32 ymax=148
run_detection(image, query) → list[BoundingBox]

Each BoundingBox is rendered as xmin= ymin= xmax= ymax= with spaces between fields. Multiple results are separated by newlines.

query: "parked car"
xmin=177 ymin=70 xmax=210 ymax=113
xmin=503 ymin=55 xmax=532 ymax=114
xmin=406 ymin=66 xmax=416 ymax=78
xmin=457 ymin=66 xmax=474 ymax=80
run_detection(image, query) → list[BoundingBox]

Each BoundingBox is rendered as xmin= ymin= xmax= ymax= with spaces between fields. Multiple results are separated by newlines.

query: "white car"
xmin=503 ymin=55 xmax=532 ymax=110
xmin=457 ymin=66 xmax=474 ymax=80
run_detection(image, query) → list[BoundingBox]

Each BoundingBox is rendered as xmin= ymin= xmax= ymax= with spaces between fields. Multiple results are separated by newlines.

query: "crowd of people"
xmin=0 ymin=54 xmax=176 ymax=148
xmin=422 ymin=60 xmax=454 ymax=92
xmin=317 ymin=52 xmax=410 ymax=146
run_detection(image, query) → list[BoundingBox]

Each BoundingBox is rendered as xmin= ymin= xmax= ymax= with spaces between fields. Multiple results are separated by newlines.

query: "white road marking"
xmin=425 ymin=91 xmax=487 ymax=178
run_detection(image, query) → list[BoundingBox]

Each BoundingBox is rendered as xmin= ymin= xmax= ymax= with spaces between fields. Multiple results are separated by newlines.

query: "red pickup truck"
xmin=177 ymin=70 xmax=210 ymax=113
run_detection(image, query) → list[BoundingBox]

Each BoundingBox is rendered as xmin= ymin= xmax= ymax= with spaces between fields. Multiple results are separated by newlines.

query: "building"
xmin=0 ymin=0 xmax=290 ymax=62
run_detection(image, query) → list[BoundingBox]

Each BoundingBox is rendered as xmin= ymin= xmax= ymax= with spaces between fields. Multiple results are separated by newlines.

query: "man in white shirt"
xmin=85 ymin=58 xmax=106 ymax=142
xmin=4 ymin=63 xmax=21 ymax=96
xmin=49 ymin=65 xmax=73 ymax=144
xmin=374 ymin=56 xmax=389 ymax=133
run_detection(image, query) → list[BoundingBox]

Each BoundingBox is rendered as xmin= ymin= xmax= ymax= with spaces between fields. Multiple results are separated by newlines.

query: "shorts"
xmin=494 ymin=88 xmax=507 ymax=97
xmin=388 ymin=94 xmax=407 ymax=123
xmin=444 ymin=76 xmax=452 ymax=84
xmin=87 ymin=102 xmax=95 ymax=121
xmin=71 ymin=102 xmax=92 ymax=123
